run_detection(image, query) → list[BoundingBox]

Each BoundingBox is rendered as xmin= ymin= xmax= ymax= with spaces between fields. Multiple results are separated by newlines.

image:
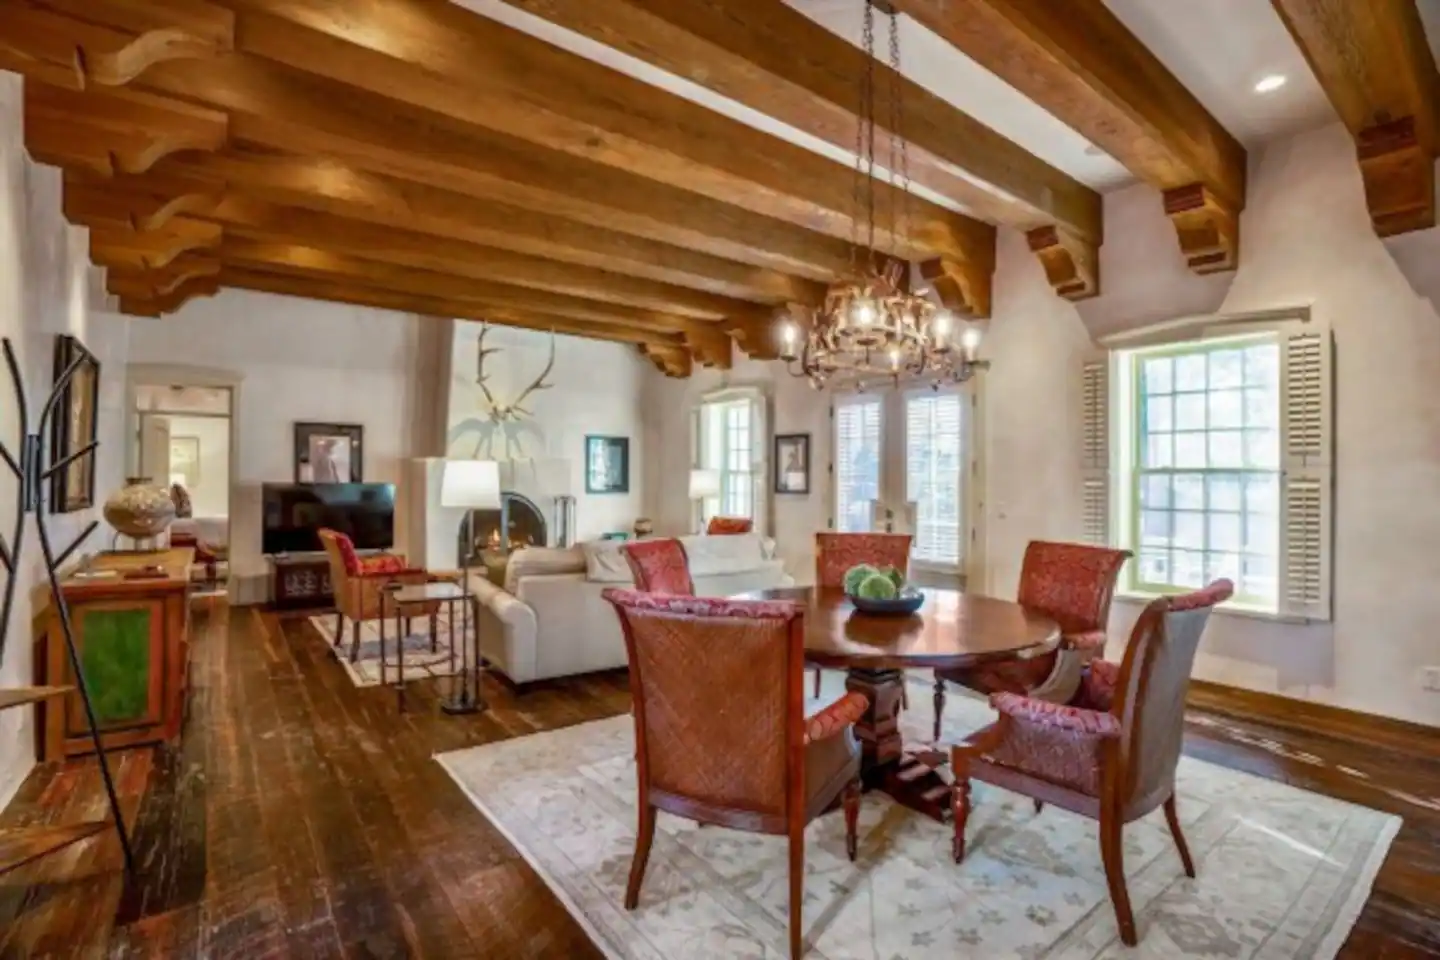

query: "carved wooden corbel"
xmin=77 ymin=28 xmax=227 ymax=87
xmin=1025 ymin=226 xmax=1099 ymax=300
xmin=1357 ymin=116 xmax=1436 ymax=237
xmin=681 ymin=323 xmax=733 ymax=370
xmin=118 ymin=274 xmax=220 ymax=317
xmin=89 ymin=219 xmax=223 ymax=272
xmin=639 ymin=342 xmax=693 ymax=378
xmin=107 ymin=253 xmax=221 ymax=300
xmin=721 ymin=315 xmax=781 ymax=361
xmin=1163 ymin=184 xmax=1239 ymax=275
xmin=919 ymin=257 xmax=992 ymax=319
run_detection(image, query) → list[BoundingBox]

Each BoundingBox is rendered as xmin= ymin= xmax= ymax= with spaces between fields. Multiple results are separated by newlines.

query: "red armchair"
xmin=317 ymin=528 xmax=437 ymax=662
xmin=603 ymin=589 xmax=867 ymax=960
xmin=622 ymin=538 xmax=695 ymax=595
xmin=933 ymin=540 xmax=1129 ymax=739
xmin=951 ymin=579 xmax=1234 ymax=946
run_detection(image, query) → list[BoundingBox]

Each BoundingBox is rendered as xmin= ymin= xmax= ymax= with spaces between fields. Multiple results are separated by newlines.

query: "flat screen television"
xmin=262 ymin=482 xmax=396 ymax=555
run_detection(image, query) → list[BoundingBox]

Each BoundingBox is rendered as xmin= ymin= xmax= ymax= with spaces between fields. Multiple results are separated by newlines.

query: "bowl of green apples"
xmin=842 ymin=563 xmax=924 ymax=615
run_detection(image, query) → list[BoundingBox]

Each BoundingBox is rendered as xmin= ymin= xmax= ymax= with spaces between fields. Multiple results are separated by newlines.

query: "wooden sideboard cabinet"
xmin=37 ymin=548 xmax=194 ymax=760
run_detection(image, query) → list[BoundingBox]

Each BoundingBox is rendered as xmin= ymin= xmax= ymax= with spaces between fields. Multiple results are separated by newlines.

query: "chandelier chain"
xmin=889 ymin=10 xmax=911 ymax=261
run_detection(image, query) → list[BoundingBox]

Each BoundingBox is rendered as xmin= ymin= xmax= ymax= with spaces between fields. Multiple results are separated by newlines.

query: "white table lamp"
xmin=689 ymin=468 xmax=721 ymax=533
xmin=440 ymin=459 xmax=501 ymax=715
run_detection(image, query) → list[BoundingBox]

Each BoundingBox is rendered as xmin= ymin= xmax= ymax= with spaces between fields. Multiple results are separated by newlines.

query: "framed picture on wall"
xmin=585 ymin=435 xmax=630 ymax=494
xmin=49 ymin=335 xmax=101 ymax=514
xmin=774 ymin=433 xmax=810 ymax=495
xmin=294 ymin=422 xmax=364 ymax=483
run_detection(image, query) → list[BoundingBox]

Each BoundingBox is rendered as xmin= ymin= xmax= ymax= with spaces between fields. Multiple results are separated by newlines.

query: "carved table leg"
xmin=846 ymin=667 xmax=952 ymax=822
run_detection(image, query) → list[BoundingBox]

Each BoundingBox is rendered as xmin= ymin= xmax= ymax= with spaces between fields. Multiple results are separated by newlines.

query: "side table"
xmin=380 ymin=581 xmax=466 ymax=712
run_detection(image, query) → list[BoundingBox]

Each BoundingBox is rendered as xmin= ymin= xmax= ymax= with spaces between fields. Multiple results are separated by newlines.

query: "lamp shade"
xmin=689 ymin=468 xmax=721 ymax=500
xmin=441 ymin=459 xmax=502 ymax=509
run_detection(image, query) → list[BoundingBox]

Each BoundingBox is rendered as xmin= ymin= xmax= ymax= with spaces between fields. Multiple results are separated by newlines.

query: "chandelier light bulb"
xmin=853 ymin=300 xmax=875 ymax=327
xmin=932 ymin=311 xmax=953 ymax=341
xmin=889 ymin=346 xmax=900 ymax=369
xmin=960 ymin=326 xmax=981 ymax=359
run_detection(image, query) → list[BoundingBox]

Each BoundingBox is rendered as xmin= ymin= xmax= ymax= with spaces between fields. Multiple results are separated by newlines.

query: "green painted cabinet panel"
xmin=78 ymin=608 xmax=154 ymax=725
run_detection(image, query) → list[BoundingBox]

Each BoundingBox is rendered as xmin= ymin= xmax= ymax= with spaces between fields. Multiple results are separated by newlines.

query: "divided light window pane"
xmin=1131 ymin=337 xmax=1280 ymax=606
xmin=835 ymin=399 xmax=881 ymax=533
xmin=700 ymin=398 xmax=755 ymax=520
xmin=905 ymin=392 xmax=963 ymax=566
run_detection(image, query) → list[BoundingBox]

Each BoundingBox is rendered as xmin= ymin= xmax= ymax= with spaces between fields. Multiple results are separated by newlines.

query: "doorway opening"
xmin=132 ymin=384 xmax=234 ymax=595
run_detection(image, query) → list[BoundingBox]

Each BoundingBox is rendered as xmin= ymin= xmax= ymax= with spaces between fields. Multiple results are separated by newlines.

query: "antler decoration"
xmin=475 ymin=322 xmax=557 ymax=423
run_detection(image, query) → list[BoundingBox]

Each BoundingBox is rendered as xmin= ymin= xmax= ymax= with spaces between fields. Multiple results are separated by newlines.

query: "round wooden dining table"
xmin=742 ymin=586 xmax=1060 ymax=821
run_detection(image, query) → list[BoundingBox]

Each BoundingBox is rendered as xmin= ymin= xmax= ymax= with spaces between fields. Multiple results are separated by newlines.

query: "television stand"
xmin=269 ymin=554 xmax=333 ymax=610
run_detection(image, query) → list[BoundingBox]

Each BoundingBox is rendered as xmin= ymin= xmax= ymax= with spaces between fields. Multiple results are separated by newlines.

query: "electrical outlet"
xmin=1424 ymin=667 xmax=1440 ymax=692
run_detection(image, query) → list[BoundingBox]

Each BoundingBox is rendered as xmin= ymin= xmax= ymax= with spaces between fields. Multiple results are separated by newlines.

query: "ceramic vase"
xmin=104 ymin=476 xmax=177 ymax=540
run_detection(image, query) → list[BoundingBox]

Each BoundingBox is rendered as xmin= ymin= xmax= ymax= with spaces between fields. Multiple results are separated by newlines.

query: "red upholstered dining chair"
xmin=603 ymin=589 xmax=868 ymax=960
xmin=814 ymin=532 xmax=913 ymax=702
xmin=932 ymin=540 xmax=1130 ymax=740
xmin=318 ymin=528 xmax=437 ymax=662
xmin=707 ymin=515 xmax=754 ymax=535
xmin=622 ymin=538 xmax=695 ymax=595
xmin=950 ymin=579 xmax=1234 ymax=947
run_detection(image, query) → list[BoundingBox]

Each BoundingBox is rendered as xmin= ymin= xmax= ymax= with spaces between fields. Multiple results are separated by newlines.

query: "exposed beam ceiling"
xmin=490 ymin=0 xmax=1101 ymax=300
xmin=889 ymin=0 xmax=1248 ymax=275
xmin=1272 ymin=0 xmax=1440 ymax=236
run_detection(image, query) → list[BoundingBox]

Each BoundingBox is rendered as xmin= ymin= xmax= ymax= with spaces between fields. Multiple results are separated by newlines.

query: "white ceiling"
xmin=458 ymin=0 xmax=1345 ymax=214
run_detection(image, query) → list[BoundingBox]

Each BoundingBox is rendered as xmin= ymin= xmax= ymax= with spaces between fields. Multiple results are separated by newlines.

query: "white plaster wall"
xmin=643 ymin=120 xmax=1440 ymax=727
xmin=0 ymin=73 xmax=129 ymax=808
xmin=643 ymin=355 xmax=831 ymax=582
xmin=126 ymin=289 xmax=434 ymax=580
xmin=166 ymin=415 xmax=230 ymax=518
xmin=443 ymin=322 xmax=648 ymax=541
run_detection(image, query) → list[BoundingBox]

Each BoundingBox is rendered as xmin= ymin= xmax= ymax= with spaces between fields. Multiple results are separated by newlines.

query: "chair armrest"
xmin=990 ymin=693 xmax=1121 ymax=738
xmin=804 ymin=692 xmax=868 ymax=745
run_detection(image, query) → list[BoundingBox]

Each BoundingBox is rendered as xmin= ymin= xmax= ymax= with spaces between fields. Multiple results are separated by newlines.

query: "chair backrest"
xmin=622 ymin=538 xmax=695 ymax=594
xmin=604 ymin=590 xmax=805 ymax=826
xmin=317 ymin=528 xmax=358 ymax=583
xmin=1016 ymin=540 xmax=1131 ymax=635
xmin=1112 ymin=579 xmax=1234 ymax=816
xmin=707 ymin=516 xmax=754 ymax=535
xmin=815 ymin=532 xmax=913 ymax=588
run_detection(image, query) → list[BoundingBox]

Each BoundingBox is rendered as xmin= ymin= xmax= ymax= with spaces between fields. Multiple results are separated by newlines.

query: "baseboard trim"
xmin=1187 ymin=679 xmax=1440 ymax=756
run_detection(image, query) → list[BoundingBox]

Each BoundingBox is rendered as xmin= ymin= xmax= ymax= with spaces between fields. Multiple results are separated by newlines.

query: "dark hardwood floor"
xmin=0 ymin=602 xmax=1437 ymax=958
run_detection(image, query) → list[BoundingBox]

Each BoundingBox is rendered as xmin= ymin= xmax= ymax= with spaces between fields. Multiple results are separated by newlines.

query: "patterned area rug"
xmin=436 ymin=676 xmax=1400 ymax=959
xmin=310 ymin=607 xmax=471 ymax=688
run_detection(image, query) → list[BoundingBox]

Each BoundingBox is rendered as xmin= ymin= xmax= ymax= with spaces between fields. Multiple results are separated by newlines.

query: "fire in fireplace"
xmin=459 ymin=491 xmax=548 ymax=566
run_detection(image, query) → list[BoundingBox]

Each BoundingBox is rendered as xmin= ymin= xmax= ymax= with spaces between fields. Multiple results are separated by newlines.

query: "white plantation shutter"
xmin=833 ymin=397 xmax=881 ymax=532
xmin=1080 ymin=351 xmax=1112 ymax=546
xmin=1277 ymin=325 xmax=1334 ymax=620
xmin=905 ymin=391 xmax=964 ymax=566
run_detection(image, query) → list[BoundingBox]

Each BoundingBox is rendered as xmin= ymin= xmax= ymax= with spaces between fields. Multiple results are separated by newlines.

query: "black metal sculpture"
xmin=0 ymin=336 xmax=135 ymax=876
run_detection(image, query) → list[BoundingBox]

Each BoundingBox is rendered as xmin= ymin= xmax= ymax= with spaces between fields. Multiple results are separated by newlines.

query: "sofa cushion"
xmin=679 ymin=532 xmax=769 ymax=577
xmin=506 ymin=545 xmax=586 ymax=594
xmin=582 ymin=539 xmax=635 ymax=583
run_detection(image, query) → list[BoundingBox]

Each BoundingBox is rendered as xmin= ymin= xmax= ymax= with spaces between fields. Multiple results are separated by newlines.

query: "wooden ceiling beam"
xmin=152 ymin=150 xmax=822 ymax=304
xmin=891 ymin=0 xmax=1247 ymax=276
xmin=220 ymin=1 xmax=995 ymax=272
xmin=495 ymin=0 xmax=1100 ymax=296
xmin=85 ymin=217 xmax=222 ymax=271
xmin=24 ymin=83 xmax=227 ymax=177
xmin=59 ymin=173 xmax=767 ymax=322
xmin=218 ymin=237 xmax=719 ymax=336
xmin=1272 ymin=0 xmax=1440 ymax=236
xmin=216 ymin=267 xmax=690 ymax=350
xmin=133 ymin=54 xmax=859 ymax=282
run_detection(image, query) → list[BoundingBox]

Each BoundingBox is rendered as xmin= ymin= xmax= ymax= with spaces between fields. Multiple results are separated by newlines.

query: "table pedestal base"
xmin=845 ymin=667 xmax=952 ymax=823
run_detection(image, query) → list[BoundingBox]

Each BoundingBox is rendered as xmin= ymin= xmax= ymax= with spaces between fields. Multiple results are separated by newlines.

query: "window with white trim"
xmin=694 ymin=387 xmax=767 ymax=530
xmin=1088 ymin=315 xmax=1334 ymax=620
xmin=833 ymin=396 xmax=881 ymax=533
xmin=905 ymin=390 xmax=965 ymax=567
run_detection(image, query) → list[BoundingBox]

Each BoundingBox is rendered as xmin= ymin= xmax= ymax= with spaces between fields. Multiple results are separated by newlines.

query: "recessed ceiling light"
xmin=1254 ymin=74 xmax=1287 ymax=94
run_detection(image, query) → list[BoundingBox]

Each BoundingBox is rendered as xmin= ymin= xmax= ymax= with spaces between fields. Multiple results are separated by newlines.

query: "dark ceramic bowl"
xmin=847 ymin=588 xmax=925 ymax=616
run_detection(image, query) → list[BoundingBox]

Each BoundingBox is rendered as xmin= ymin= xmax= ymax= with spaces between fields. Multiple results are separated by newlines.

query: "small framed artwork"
xmin=294 ymin=422 xmax=364 ymax=483
xmin=49 ymin=335 xmax=101 ymax=514
xmin=170 ymin=436 xmax=201 ymax=488
xmin=585 ymin=435 xmax=630 ymax=494
xmin=774 ymin=433 xmax=811 ymax=495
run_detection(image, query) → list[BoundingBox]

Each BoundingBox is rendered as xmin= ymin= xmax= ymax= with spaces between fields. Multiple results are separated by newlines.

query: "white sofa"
xmin=470 ymin=533 xmax=793 ymax=686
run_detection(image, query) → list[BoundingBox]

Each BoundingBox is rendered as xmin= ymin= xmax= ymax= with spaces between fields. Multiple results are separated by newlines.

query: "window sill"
xmin=1112 ymin=591 xmax=1317 ymax=625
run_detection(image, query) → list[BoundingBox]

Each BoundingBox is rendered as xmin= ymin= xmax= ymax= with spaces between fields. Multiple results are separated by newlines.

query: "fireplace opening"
xmin=459 ymin=491 xmax=548 ymax=568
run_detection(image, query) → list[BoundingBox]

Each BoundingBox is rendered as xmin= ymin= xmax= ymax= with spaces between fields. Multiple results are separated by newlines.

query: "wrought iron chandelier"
xmin=778 ymin=1 xmax=989 ymax=391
